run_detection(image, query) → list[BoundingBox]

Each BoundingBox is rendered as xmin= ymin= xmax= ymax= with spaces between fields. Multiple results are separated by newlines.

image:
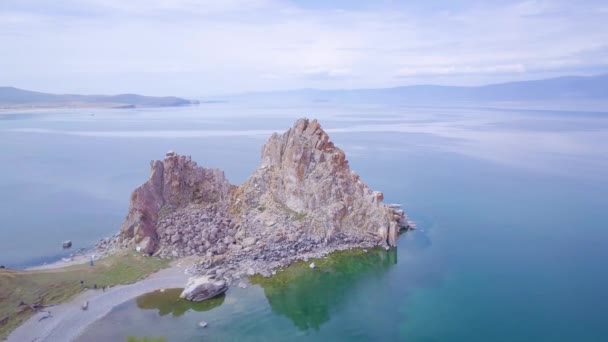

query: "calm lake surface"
xmin=2 ymin=103 xmax=608 ymax=341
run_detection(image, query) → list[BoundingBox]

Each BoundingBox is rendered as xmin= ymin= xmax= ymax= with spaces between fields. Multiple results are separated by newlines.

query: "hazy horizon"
xmin=3 ymin=73 xmax=608 ymax=100
xmin=2 ymin=0 xmax=608 ymax=97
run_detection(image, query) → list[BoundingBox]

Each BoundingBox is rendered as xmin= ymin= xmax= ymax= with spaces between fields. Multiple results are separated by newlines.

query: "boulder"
xmin=242 ymin=237 xmax=257 ymax=247
xmin=180 ymin=276 xmax=227 ymax=302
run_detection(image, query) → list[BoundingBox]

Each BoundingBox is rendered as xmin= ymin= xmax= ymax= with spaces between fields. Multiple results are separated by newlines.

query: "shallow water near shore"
xmin=2 ymin=103 xmax=608 ymax=340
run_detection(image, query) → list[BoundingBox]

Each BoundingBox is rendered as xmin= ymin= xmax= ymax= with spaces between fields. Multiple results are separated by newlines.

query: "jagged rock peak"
xmin=119 ymin=118 xmax=410 ymax=258
xmin=242 ymin=118 xmax=399 ymax=244
xmin=119 ymin=152 xmax=232 ymax=254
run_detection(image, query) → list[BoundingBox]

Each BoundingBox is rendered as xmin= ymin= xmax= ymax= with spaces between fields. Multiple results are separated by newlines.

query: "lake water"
xmin=2 ymin=103 xmax=608 ymax=341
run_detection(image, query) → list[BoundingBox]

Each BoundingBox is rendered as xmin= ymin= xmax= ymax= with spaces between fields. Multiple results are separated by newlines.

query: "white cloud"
xmin=396 ymin=64 xmax=527 ymax=77
xmin=0 ymin=0 xmax=606 ymax=95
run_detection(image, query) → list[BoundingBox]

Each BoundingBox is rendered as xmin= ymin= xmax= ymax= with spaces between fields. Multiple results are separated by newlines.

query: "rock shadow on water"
xmin=136 ymin=288 xmax=225 ymax=317
xmin=251 ymin=248 xmax=397 ymax=331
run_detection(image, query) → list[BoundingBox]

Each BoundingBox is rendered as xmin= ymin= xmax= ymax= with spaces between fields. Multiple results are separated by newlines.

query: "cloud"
xmin=396 ymin=64 xmax=527 ymax=77
xmin=0 ymin=0 xmax=607 ymax=95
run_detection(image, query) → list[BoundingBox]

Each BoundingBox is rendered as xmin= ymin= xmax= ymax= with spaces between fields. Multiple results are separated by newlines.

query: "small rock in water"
xmin=309 ymin=262 xmax=315 ymax=269
xmin=62 ymin=240 xmax=72 ymax=249
xmin=199 ymin=321 xmax=208 ymax=328
xmin=238 ymin=281 xmax=247 ymax=289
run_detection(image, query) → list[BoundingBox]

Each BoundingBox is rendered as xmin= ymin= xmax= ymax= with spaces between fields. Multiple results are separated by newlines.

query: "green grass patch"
xmin=0 ymin=252 xmax=170 ymax=339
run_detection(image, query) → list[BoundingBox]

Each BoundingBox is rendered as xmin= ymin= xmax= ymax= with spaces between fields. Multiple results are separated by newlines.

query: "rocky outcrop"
xmin=118 ymin=118 xmax=411 ymax=278
xmin=119 ymin=152 xmax=232 ymax=254
xmin=180 ymin=276 xmax=228 ymax=302
xmin=234 ymin=118 xmax=403 ymax=247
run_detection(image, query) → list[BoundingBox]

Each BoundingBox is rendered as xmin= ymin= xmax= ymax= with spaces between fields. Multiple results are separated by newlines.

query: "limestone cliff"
xmin=119 ymin=119 xmax=410 ymax=261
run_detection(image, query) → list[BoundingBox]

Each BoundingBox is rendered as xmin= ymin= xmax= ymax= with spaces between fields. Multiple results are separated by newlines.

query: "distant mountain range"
xmin=219 ymin=74 xmax=608 ymax=104
xmin=3 ymin=74 xmax=607 ymax=110
xmin=0 ymin=87 xmax=198 ymax=109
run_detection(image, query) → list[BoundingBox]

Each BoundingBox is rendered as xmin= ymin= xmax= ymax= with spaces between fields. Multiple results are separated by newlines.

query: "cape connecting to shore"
xmin=6 ymin=118 xmax=415 ymax=340
xmin=6 ymin=259 xmax=192 ymax=342
xmin=118 ymin=118 xmax=413 ymax=283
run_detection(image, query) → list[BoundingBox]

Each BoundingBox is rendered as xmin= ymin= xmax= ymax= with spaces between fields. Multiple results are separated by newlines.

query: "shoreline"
xmin=25 ymin=250 xmax=96 ymax=271
xmin=5 ymin=239 xmax=395 ymax=342
xmin=6 ymin=258 xmax=194 ymax=342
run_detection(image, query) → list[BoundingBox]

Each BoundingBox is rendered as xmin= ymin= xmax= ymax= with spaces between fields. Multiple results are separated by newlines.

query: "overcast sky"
xmin=1 ymin=0 xmax=607 ymax=96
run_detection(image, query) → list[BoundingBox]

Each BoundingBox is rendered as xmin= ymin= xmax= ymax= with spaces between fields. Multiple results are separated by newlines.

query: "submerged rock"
xmin=180 ymin=276 xmax=228 ymax=302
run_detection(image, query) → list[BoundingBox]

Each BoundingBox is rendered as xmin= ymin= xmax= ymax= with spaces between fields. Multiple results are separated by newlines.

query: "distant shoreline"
xmin=0 ymin=103 xmax=197 ymax=114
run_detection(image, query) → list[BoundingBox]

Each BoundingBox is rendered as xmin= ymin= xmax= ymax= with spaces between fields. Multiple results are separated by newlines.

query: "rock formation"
xmin=119 ymin=118 xmax=411 ymax=279
xmin=120 ymin=153 xmax=232 ymax=254
xmin=180 ymin=276 xmax=228 ymax=302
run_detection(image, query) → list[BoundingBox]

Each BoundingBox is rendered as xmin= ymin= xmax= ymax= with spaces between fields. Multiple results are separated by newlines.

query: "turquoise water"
xmin=2 ymin=103 xmax=608 ymax=340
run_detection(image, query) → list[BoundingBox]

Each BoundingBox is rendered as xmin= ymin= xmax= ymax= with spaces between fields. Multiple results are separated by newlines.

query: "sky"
xmin=1 ymin=0 xmax=607 ymax=96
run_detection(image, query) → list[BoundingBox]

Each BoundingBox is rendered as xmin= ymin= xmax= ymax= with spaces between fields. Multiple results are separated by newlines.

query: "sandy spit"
xmin=7 ymin=259 xmax=193 ymax=342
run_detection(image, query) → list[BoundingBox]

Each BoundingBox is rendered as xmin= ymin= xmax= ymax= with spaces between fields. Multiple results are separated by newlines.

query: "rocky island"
xmin=3 ymin=119 xmax=412 ymax=341
xmin=118 ymin=118 xmax=411 ymax=291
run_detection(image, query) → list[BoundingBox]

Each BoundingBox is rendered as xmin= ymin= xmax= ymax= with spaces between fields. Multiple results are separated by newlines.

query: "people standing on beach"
xmin=80 ymin=280 xmax=84 ymax=289
xmin=89 ymin=255 xmax=94 ymax=267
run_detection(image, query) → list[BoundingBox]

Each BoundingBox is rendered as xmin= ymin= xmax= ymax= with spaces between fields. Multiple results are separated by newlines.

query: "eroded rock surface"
xmin=120 ymin=152 xmax=233 ymax=254
xmin=180 ymin=276 xmax=227 ymax=302
xmin=118 ymin=119 xmax=412 ymax=280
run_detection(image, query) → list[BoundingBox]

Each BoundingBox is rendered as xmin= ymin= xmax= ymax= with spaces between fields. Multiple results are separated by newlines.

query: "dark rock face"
xmin=119 ymin=119 xmax=410 ymax=259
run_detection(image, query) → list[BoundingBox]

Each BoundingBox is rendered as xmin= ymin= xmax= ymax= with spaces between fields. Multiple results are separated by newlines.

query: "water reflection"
xmin=251 ymin=248 xmax=397 ymax=331
xmin=136 ymin=288 xmax=225 ymax=317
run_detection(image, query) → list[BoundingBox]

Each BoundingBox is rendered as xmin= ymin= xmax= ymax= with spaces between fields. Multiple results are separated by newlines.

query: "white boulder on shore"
xmin=180 ymin=275 xmax=227 ymax=302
